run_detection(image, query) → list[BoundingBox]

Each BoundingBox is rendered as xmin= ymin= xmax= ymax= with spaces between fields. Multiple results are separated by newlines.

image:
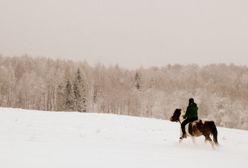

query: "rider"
xmin=180 ymin=98 xmax=198 ymax=139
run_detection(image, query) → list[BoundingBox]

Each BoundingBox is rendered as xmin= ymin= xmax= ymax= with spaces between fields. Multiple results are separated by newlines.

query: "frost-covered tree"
xmin=134 ymin=71 xmax=142 ymax=90
xmin=65 ymin=80 xmax=74 ymax=111
xmin=56 ymin=84 xmax=65 ymax=111
xmin=1 ymin=55 xmax=248 ymax=129
xmin=73 ymin=69 xmax=88 ymax=112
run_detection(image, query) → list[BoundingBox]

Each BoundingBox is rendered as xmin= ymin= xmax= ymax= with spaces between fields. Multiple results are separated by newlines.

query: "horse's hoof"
xmin=180 ymin=134 xmax=187 ymax=139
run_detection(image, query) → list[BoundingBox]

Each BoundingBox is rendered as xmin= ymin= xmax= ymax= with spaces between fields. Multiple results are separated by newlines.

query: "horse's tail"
xmin=209 ymin=121 xmax=218 ymax=145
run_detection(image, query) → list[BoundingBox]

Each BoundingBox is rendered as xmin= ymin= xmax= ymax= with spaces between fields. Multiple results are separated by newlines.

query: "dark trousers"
xmin=181 ymin=117 xmax=198 ymax=135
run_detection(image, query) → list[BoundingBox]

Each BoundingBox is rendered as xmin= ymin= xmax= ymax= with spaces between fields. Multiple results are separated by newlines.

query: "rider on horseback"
xmin=180 ymin=98 xmax=198 ymax=139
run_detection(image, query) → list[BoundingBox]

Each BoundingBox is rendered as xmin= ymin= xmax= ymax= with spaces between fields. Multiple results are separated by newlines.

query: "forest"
xmin=0 ymin=55 xmax=248 ymax=130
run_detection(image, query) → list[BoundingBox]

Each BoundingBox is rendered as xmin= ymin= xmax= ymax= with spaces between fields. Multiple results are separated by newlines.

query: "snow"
xmin=0 ymin=108 xmax=247 ymax=168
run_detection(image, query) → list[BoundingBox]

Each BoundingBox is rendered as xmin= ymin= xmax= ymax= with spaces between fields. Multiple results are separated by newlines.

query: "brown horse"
xmin=170 ymin=108 xmax=218 ymax=147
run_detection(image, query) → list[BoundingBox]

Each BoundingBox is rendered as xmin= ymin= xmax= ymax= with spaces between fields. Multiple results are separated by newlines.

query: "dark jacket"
xmin=185 ymin=102 xmax=198 ymax=119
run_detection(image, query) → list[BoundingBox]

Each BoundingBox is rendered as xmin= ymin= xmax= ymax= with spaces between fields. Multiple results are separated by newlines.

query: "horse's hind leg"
xmin=191 ymin=137 xmax=196 ymax=144
xmin=205 ymin=135 xmax=215 ymax=148
xmin=204 ymin=136 xmax=211 ymax=142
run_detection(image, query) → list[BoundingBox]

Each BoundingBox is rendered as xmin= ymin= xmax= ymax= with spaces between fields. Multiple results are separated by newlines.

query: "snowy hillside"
xmin=0 ymin=108 xmax=247 ymax=168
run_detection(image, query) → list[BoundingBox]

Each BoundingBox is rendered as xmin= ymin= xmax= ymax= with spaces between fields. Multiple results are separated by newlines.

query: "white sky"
xmin=0 ymin=0 xmax=248 ymax=69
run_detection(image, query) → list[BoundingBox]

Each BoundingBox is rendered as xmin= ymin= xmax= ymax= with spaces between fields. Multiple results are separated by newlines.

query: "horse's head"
xmin=170 ymin=108 xmax=182 ymax=122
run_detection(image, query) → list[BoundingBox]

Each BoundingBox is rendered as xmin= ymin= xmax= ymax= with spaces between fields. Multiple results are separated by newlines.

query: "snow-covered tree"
xmin=0 ymin=55 xmax=248 ymax=129
xmin=65 ymin=80 xmax=74 ymax=111
xmin=73 ymin=69 xmax=88 ymax=112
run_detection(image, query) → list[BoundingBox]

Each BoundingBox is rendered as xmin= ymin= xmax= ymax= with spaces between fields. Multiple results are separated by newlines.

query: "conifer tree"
xmin=135 ymin=71 xmax=142 ymax=90
xmin=56 ymin=84 xmax=65 ymax=111
xmin=65 ymin=80 xmax=74 ymax=111
xmin=73 ymin=69 xmax=87 ymax=112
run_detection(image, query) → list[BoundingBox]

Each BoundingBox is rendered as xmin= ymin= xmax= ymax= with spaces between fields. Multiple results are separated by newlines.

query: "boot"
xmin=180 ymin=124 xmax=187 ymax=139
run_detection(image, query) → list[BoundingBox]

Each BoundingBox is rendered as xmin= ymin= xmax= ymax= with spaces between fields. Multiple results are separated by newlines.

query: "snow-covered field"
xmin=0 ymin=108 xmax=247 ymax=168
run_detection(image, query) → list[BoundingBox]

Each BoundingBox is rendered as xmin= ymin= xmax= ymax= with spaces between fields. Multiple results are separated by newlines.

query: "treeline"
xmin=0 ymin=55 xmax=248 ymax=129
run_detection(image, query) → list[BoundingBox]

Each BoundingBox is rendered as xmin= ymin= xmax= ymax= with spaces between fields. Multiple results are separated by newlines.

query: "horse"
xmin=170 ymin=108 xmax=218 ymax=147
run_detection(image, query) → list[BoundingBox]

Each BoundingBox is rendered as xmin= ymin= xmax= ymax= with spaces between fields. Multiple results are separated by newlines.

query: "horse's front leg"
xmin=191 ymin=137 xmax=196 ymax=144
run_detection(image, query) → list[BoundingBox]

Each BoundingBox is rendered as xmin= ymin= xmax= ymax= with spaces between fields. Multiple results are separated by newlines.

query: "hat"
xmin=189 ymin=98 xmax=194 ymax=103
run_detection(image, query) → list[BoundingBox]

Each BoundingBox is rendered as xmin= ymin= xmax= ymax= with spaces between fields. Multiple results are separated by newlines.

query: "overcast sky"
xmin=0 ymin=0 xmax=248 ymax=69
